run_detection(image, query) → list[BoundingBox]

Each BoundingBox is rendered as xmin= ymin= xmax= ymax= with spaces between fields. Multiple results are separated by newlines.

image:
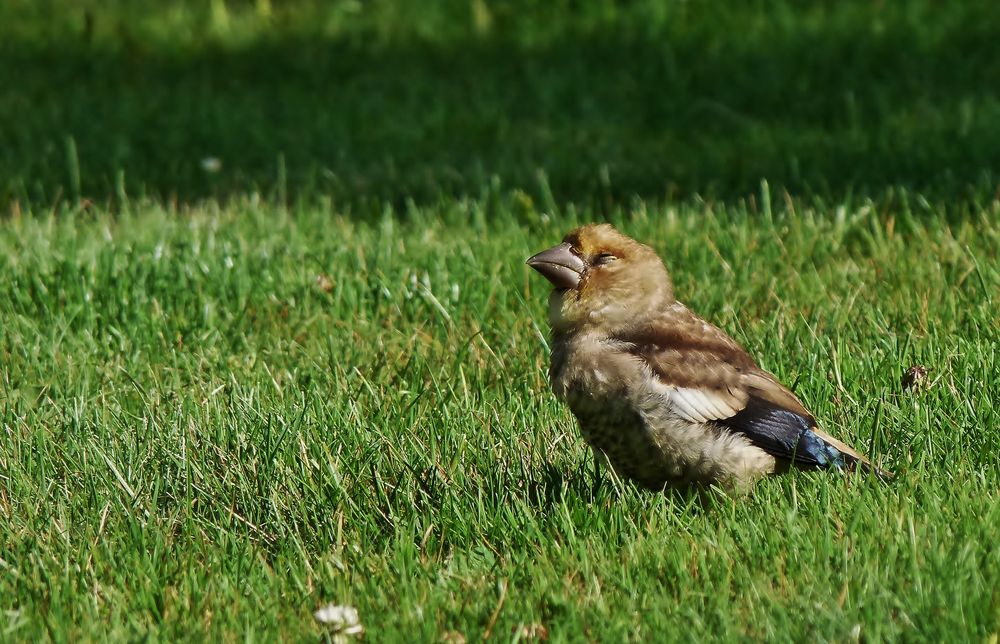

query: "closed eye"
xmin=593 ymin=253 xmax=617 ymax=265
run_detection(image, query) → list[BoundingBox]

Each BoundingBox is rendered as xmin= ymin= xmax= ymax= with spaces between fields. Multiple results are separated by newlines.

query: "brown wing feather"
xmin=617 ymin=304 xmax=885 ymax=474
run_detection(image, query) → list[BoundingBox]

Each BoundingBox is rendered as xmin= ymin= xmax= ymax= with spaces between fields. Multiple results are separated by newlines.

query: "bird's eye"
xmin=593 ymin=253 xmax=617 ymax=266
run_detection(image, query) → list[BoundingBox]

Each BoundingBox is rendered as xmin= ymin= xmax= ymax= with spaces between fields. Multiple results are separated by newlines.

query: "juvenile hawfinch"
xmin=527 ymin=223 xmax=888 ymax=491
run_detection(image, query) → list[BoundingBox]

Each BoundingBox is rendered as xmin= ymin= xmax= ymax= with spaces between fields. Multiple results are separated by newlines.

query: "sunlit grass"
xmin=1 ymin=192 xmax=998 ymax=639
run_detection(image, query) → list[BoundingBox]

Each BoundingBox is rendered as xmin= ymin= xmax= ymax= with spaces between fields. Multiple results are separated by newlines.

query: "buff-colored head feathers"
xmin=527 ymin=224 xmax=674 ymax=332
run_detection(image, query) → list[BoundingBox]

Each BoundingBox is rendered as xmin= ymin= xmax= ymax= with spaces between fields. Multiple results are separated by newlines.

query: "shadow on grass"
xmin=521 ymin=461 xmax=720 ymax=514
xmin=3 ymin=1 xmax=999 ymax=208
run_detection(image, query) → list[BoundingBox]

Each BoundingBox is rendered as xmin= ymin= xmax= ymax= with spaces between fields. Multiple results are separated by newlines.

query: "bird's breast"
xmin=549 ymin=334 xmax=683 ymax=486
xmin=549 ymin=333 xmax=636 ymax=400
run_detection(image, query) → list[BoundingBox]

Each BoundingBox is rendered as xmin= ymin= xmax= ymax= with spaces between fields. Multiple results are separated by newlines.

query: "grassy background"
xmin=2 ymin=0 xmax=1000 ymax=641
xmin=2 ymin=198 xmax=999 ymax=640
xmin=3 ymin=0 xmax=1000 ymax=206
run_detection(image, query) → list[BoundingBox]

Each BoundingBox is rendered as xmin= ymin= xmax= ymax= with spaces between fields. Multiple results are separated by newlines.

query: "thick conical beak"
xmin=526 ymin=242 xmax=586 ymax=290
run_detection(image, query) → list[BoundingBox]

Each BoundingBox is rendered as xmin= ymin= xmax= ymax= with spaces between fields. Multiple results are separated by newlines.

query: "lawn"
xmin=2 ymin=1 xmax=1000 ymax=641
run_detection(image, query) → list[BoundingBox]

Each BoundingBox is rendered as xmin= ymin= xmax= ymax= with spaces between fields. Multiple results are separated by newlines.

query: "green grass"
xmin=2 ymin=0 xmax=1000 ymax=205
xmin=3 ymin=0 xmax=1000 ymax=640
xmin=2 ymin=193 xmax=999 ymax=640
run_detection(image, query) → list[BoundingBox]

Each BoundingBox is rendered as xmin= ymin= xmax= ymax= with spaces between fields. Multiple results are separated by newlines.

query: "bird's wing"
xmin=617 ymin=304 xmax=876 ymax=471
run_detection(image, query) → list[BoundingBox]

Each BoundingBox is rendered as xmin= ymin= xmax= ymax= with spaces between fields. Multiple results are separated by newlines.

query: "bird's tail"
xmin=814 ymin=426 xmax=893 ymax=480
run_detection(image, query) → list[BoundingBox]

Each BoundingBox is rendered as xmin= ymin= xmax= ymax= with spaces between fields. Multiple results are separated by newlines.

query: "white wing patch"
xmin=667 ymin=386 xmax=745 ymax=423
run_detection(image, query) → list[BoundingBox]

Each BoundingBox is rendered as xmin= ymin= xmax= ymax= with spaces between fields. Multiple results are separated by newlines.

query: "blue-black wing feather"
xmin=716 ymin=396 xmax=847 ymax=469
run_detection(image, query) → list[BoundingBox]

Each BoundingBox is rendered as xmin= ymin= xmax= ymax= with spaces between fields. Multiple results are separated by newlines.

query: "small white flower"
xmin=200 ymin=157 xmax=222 ymax=173
xmin=314 ymin=604 xmax=363 ymax=635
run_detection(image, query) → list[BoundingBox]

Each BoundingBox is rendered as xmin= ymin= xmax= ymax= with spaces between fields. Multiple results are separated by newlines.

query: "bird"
xmin=526 ymin=223 xmax=889 ymax=491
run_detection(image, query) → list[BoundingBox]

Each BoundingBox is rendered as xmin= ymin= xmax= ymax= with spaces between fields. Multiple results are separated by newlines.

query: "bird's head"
xmin=526 ymin=223 xmax=674 ymax=333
